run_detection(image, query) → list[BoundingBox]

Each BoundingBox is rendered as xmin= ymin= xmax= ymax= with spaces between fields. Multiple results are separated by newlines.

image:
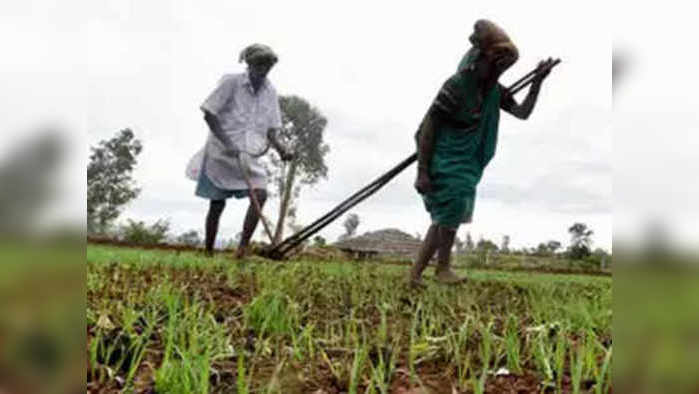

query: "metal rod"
xmin=507 ymin=59 xmax=561 ymax=95
xmin=272 ymin=153 xmax=417 ymax=258
xmin=507 ymin=58 xmax=560 ymax=93
xmin=275 ymin=153 xmax=416 ymax=249
xmin=267 ymin=153 xmax=417 ymax=259
xmin=506 ymin=68 xmax=540 ymax=94
xmin=273 ymin=173 xmax=391 ymax=257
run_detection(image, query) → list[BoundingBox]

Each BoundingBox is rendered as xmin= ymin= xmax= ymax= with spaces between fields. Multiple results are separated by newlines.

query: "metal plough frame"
xmin=261 ymin=59 xmax=561 ymax=260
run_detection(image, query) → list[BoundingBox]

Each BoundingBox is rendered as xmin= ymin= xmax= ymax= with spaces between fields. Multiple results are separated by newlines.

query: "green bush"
xmin=118 ymin=219 xmax=170 ymax=245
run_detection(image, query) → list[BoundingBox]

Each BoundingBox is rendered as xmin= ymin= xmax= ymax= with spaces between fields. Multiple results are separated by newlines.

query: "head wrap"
xmin=465 ymin=19 xmax=518 ymax=72
xmin=238 ymin=44 xmax=278 ymax=65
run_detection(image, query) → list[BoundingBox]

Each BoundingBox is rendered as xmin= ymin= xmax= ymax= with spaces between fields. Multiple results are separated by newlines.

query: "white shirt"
xmin=193 ymin=72 xmax=282 ymax=190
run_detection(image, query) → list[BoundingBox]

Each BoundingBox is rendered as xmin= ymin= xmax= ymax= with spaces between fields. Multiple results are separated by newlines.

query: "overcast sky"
xmin=80 ymin=0 xmax=612 ymax=250
xmin=0 ymin=0 xmax=615 ymax=250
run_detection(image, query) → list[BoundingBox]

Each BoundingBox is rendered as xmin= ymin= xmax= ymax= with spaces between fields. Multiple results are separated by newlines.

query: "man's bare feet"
xmin=434 ymin=268 xmax=468 ymax=285
xmin=406 ymin=274 xmax=427 ymax=289
xmin=235 ymin=245 xmax=250 ymax=259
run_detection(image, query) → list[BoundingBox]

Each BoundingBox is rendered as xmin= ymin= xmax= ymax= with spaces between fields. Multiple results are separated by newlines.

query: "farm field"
xmin=86 ymin=244 xmax=612 ymax=393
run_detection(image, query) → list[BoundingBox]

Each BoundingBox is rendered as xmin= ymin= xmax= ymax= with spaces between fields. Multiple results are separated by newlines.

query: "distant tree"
xmin=313 ymin=235 xmax=326 ymax=247
xmin=465 ymin=232 xmax=475 ymax=253
xmin=593 ymin=247 xmax=608 ymax=256
xmin=340 ymin=213 xmax=360 ymax=240
xmin=283 ymin=206 xmax=300 ymax=237
xmin=220 ymin=233 xmax=242 ymax=250
xmin=535 ymin=242 xmax=550 ymax=256
xmin=501 ymin=235 xmax=511 ymax=254
xmin=454 ymin=235 xmax=464 ymax=254
xmin=568 ymin=222 xmax=594 ymax=259
xmin=547 ymin=240 xmax=562 ymax=255
xmin=216 ymin=238 xmax=231 ymax=250
xmin=176 ymin=230 xmax=201 ymax=247
xmin=269 ymin=95 xmax=330 ymax=245
xmin=476 ymin=238 xmax=499 ymax=254
xmin=476 ymin=237 xmax=499 ymax=266
xmin=593 ymin=248 xmax=610 ymax=268
xmin=87 ymin=129 xmax=143 ymax=234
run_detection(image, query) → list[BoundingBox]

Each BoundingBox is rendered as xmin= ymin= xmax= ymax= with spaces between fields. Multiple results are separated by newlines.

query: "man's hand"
xmin=280 ymin=150 xmax=295 ymax=162
xmin=267 ymin=127 xmax=295 ymax=161
xmin=224 ymin=145 xmax=240 ymax=158
xmin=414 ymin=170 xmax=433 ymax=194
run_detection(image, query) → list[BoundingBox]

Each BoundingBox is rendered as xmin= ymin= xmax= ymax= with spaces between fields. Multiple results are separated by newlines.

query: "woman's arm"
xmin=500 ymin=79 xmax=542 ymax=120
xmin=500 ymin=60 xmax=552 ymax=120
xmin=415 ymin=76 xmax=460 ymax=194
xmin=415 ymin=112 xmax=439 ymax=194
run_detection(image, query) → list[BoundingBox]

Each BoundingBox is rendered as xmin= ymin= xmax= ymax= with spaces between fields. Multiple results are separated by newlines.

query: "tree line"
xmin=452 ymin=222 xmax=605 ymax=260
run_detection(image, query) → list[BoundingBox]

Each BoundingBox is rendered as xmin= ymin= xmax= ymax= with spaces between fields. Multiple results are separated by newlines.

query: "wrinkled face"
xmin=473 ymin=50 xmax=515 ymax=81
xmin=474 ymin=54 xmax=495 ymax=80
xmin=248 ymin=59 xmax=275 ymax=83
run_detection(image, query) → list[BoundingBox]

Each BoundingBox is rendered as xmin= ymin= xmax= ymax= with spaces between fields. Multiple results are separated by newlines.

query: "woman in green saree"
xmin=410 ymin=20 xmax=553 ymax=286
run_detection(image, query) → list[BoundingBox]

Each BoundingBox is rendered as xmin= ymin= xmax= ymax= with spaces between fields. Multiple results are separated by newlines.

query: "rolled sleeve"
xmin=200 ymin=76 xmax=236 ymax=116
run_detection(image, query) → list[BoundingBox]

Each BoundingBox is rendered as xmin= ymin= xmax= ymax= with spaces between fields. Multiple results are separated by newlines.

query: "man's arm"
xmin=200 ymin=76 xmax=240 ymax=155
xmin=203 ymin=110 xmax=237 ymax=155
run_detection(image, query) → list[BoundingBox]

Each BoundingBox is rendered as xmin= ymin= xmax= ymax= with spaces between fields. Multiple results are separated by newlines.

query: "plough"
xmin=255 ymin=58 xmax=561 ymax=260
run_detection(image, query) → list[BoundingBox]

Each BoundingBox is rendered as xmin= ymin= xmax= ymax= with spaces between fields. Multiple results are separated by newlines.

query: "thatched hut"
xmin=334 ymin=228 xmax=422 ymax=259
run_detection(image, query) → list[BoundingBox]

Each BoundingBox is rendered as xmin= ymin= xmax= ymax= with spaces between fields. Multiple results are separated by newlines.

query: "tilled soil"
xmin=87 ymin=243 xmax=611 ymax=393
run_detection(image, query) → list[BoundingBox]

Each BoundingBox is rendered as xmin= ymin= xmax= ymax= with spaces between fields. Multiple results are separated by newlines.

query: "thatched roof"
xmin=334 ymin=228 xmax=421 ymax=255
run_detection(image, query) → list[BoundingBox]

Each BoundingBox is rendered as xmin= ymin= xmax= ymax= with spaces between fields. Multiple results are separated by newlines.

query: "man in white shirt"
xmin=196 ymin=44 xmax=293 ymax=258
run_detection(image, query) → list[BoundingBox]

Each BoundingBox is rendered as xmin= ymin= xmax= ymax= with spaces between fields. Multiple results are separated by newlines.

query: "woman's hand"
xmin=414 ymin=170 xmax=433 ymax=194
xmin=534 ymin=57 xmax=554 ymax=83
